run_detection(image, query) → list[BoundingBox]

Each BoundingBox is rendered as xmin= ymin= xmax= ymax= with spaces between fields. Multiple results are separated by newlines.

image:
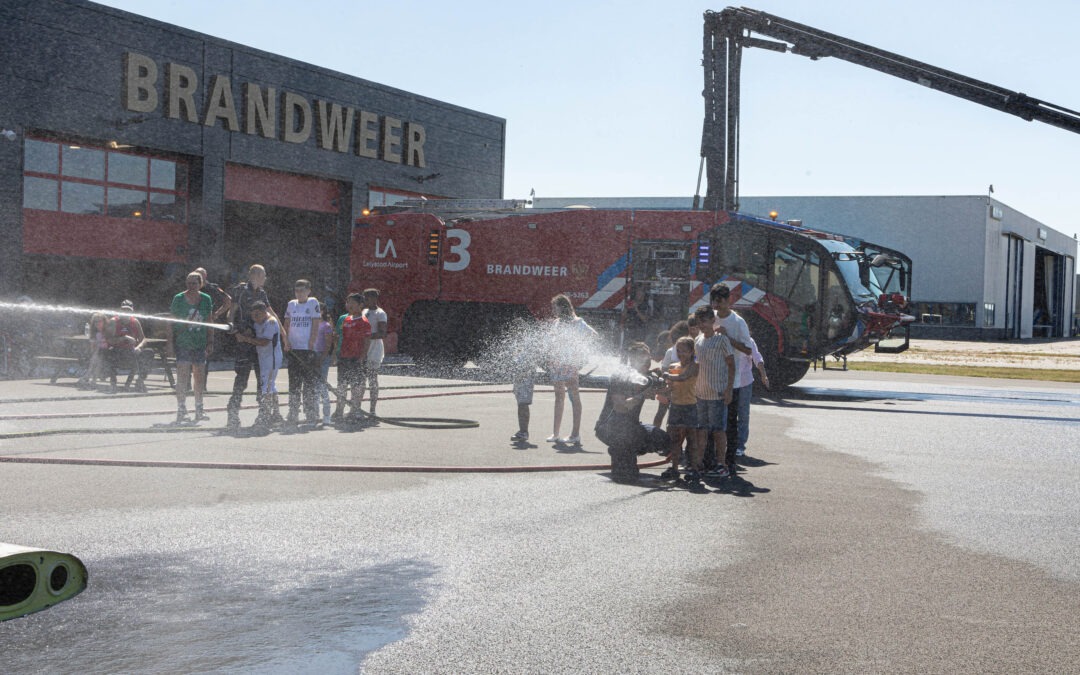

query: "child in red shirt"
xmin=331 ymin=293 xmax=371 ymax=422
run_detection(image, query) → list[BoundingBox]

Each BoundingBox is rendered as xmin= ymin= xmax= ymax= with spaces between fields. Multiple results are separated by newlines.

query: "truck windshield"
xmin=862 ymin=250 xmax=908 ymax=296
xmin=819 ymin=240 xmax=877 ymax=304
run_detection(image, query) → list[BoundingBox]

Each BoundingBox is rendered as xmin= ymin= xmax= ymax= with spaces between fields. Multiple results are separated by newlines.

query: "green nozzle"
xmin=0 ymin=543 xmax=88 ymax=621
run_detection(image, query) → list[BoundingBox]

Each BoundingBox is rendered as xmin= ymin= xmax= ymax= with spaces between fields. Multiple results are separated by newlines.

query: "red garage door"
xmin=224 ymin=164 xmax=340 ymax=213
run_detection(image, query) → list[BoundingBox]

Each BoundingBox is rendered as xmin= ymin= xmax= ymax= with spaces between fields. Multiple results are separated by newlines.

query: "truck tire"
xmin=746 ymin=316 xmax=809 ymax=390
xmin=772 ymin=358 xmax=810 ymax=388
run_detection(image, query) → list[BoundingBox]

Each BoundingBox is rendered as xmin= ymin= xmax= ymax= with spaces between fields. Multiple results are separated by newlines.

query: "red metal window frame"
xmin=21 ymin=137 xmax=191 ymax=262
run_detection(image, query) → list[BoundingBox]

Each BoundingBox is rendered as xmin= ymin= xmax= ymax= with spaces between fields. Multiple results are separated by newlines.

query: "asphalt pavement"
xmin=1 ymin=367 xmax=1078 ymax=673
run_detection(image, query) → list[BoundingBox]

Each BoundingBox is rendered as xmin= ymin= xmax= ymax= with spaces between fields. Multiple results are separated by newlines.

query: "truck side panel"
xmin=350 ymin=209 xmax=729 ymax=355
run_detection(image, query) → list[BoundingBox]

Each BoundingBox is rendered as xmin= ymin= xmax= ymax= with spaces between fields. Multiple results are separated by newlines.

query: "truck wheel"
xmin=772 ymin=358 xmax=810 ymax=388
xmin=747 ymin=317 xmax=809 ymax=391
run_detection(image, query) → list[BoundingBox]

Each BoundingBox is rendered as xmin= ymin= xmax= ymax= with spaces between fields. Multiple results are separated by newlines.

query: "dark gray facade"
xmin=0 ymin=0 xmax=505 ymax=308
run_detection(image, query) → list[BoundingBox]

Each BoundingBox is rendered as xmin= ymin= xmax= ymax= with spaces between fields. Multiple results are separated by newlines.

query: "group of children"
xmin=509 ymin=285 xmax=770 ymax=488
xmin=235 ymin=287 xmax=387 ymax=432
xmin=655 ymin=284 xmax=770 ymax=487
xmin=154 ymin=261 xmax=389 ymax=429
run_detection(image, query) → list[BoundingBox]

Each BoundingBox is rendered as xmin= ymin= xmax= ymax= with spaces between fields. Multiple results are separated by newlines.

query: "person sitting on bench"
xmin=105 ymin=299 xmax=154 ymax=393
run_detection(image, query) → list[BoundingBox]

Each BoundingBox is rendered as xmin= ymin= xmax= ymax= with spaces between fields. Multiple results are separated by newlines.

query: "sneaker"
xmin=684 ymin=470 xmax=702 ymax=486
xmin=195 ymin=408 xmax=210 ymax=422
xmin=705 ymin=465 xmax=730 ymax=479
xmin=565 ymin=435 xmax=581 ymax=445
xmin=176 ymin=409 xmax=188 ymax=425
xmin=659 ymin=467 xmax=680 ymax=481
xmin=545 ymin=434 xmax=562 ymax=443
xmin=511 ymin=431 xmax=529 ymax=441
xmin=735 ymin=448 xmax=746 ymax=457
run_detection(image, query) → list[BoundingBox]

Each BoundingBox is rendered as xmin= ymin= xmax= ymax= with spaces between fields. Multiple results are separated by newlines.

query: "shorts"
xmin=695 ymin=398 xmax=728 ymax=431
xmin=175 ymin=347 xmax=207 ymax=365
xmin=513 ymin=374 xmax=535 ymax=405
xmin=337 ymin=357 xmax=365 ymax=388
xmin=666 ymin=403 xmax=699 ymax=428
xmin=550 ymin=365 xmax=578 ymax=383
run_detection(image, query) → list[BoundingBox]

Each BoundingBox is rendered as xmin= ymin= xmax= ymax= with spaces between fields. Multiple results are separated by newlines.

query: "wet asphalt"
xmin=1 ymin=368 xmax=1078 ymax=673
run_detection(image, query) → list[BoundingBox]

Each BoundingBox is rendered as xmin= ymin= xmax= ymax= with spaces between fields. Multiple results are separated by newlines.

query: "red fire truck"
xmin=349 ymin=199 xmax=912 ymax=387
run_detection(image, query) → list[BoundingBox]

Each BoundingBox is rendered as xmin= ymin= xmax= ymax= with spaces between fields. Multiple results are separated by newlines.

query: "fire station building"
xmin=535 ymin=195 xmax=1078 ymax=340
xmin=0 ymin=0 xmax=505 ymax=309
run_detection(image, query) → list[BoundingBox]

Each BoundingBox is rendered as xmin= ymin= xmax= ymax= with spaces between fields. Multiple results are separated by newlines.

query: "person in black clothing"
xmin=225 ymin=264 xmax=278 ymax=431
xmin=625 ymin=283 xmax=656 ymax=344
xmin=193 ymin=267 xmax=232 ymax=386
xmin=194 ymin=267 xmax=232 ymax=325
xmin=594 ymin=341 xmax=670 ymax=483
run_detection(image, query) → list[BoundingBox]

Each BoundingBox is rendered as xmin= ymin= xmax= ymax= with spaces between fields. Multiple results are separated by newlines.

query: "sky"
xmin=95 ymin=0 xmax=1080 ymax=241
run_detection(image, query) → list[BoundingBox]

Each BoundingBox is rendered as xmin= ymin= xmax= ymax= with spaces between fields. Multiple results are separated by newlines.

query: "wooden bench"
xmin=52 ymin=336 xmax=176 ymax=390
xmin=109 ymin=349 xmax=176 ymax=389
xmin=34 ymin=356 xmax=84 ymax=383
xmin=142 ymin=340 xmax=175 ymax=387
xmin=155 ymin=355 xmax=177 ymax=388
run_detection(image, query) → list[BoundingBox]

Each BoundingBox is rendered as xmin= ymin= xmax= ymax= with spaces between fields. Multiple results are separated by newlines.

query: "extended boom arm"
xmin=700 ymin=6 xmax=1080 ymax=211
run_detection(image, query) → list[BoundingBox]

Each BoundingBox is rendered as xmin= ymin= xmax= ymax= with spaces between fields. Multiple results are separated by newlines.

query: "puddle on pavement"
xmin=3 ymin=551 xmax=435 ymax=673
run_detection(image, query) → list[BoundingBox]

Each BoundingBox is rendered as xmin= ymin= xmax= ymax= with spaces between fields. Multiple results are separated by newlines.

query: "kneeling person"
xmin=594 ymin=342 xmax=670 ymax=483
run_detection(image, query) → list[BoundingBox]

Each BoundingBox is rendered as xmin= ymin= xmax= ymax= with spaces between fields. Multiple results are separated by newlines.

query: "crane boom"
xmin=701 ymin=7 xmax=1080 ymax=211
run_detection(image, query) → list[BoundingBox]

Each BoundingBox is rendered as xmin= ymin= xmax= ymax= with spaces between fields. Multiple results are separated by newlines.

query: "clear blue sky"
xmin=96 ymin=0 xmax=1080 ymax=241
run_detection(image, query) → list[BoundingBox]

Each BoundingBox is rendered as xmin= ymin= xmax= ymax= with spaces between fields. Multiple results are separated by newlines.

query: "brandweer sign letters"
xmin=122 ymin=52 xmax=427 ymax=167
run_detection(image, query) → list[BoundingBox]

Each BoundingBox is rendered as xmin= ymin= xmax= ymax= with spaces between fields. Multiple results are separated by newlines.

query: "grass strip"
xmin=845 ymin=361 xmax=1080 ymax=383
xmin=905 ymin=349 xmax=1080 ymax=361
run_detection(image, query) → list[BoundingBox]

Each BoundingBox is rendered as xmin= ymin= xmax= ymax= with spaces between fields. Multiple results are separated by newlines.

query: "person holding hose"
xmin=594 ymin=342 xmax=671 ymax=483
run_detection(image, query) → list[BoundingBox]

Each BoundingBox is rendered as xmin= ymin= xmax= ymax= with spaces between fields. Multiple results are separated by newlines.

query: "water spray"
xmin=478 ymin=318 xmax=635 ymax=384
xmin=0 ymin=301 xmax=232 ymax=332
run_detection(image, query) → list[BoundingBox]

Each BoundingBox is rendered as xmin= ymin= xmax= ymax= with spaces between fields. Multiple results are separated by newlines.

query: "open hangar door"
xmin=223 ymin=165 xmax=349 ymax=316
xmin=1033 ymin=246 xmax=1070 ymax=338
